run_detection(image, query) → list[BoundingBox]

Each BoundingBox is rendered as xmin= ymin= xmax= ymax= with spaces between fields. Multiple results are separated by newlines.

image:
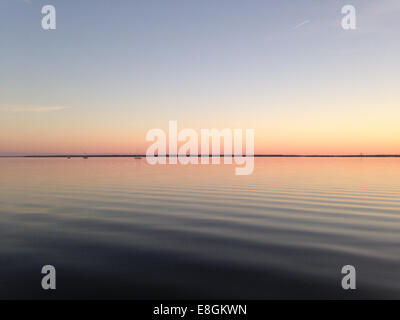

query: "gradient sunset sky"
xmin=1 ymin=0 xmax=399 ymax=155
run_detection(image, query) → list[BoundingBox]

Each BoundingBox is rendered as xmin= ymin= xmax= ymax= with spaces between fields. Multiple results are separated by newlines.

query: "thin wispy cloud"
xmin=0 ymin=106 xmax=70 ymax=112
xmin=292 ymin=20 xmax=310 ymax=30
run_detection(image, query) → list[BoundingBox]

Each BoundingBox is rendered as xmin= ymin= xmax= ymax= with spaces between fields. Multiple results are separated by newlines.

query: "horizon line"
xmin=1 ymin=154 xmax=400 ymax=158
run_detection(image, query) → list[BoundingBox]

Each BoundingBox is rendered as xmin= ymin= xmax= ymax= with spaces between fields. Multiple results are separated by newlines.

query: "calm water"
xmin=0 ymin=158 xmax=399 ymax=299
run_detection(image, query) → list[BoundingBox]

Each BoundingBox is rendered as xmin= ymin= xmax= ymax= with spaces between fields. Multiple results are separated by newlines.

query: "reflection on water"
xmin=0 ymin=158 xmax=399 ymax=299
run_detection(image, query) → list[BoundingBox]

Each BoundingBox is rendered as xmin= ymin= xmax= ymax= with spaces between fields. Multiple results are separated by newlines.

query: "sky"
xmin=1 ymin=0 xmax=400 ymax=155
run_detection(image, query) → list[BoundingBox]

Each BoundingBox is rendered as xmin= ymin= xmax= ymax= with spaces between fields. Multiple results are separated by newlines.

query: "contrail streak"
xmin=292 ymin=20 xmax=310 ymax=30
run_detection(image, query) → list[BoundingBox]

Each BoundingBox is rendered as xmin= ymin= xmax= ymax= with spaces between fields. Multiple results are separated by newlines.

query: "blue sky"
xmin=1 ymin=0 xmax=400 ymax=154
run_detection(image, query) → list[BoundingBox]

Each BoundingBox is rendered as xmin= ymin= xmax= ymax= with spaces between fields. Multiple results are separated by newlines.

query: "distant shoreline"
xmin=1 ymin=154 xmax=400 ymax=158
